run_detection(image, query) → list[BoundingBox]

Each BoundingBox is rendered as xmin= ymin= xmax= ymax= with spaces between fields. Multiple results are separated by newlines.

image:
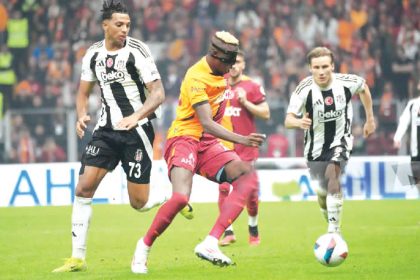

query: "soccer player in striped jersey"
xmin=393 ymin=82 xmax=420 ymax=193
xmin=130 ymin=31 xmax=266 ymax=274
xmin=285 ymin=46 xmax=376 ymax=234
xmin=218 ymin=50 xmax=270 ymax=246
xmin=52 ymin=0 xmax=190 ymax=273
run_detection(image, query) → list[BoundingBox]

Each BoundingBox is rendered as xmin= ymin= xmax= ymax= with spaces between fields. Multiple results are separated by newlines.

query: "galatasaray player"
xmin=130 ymin=31 xmax=266 ymax=274
xmin=219 ymin=50 xmax=270 ymax=246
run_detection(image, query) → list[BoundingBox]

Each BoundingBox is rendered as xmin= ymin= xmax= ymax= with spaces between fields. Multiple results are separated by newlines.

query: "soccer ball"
xmin=314 ymin=233 xmax=348 ymax=267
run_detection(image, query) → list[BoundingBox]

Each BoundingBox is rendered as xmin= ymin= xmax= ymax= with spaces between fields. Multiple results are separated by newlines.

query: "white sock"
xmin=248 ymin=215 xmax=258 ymax=227
xmin=71 ymin=196 xmax=92 ymax=260
xmin=137 ymin=189 xmax=168 ymax=212
xmin=326 ymin=193 xmax=343 ymax=233
xmin=204 ymin=235 xmax=219 ymax=247
xmin=225 ymin=225 xmax=234 ymax=232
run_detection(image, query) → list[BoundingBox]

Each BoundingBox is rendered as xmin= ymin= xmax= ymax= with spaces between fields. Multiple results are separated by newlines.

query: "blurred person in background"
xmin=218 ymin=50 xmax=270 ymax=247
xmin=52 ymin=0 xmax=191 ymax=273
xmin=393 ymin=79 xmax=420 ymax=193
xmin=285 ymin=46 xmax=375 ymax=234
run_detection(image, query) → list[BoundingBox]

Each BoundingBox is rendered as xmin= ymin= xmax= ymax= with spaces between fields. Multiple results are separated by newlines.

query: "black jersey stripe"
xmin=141 ymin=121 xmax=155 ymax=148
xmin=90 ymin=52 xmax=99 ymax=79
xmin=321 ymin=89 xmax=336 ymax=155
xmin=99 ymin=87 xmax=113 ymax=129
xmin=305 ymin=89 xmax=314 ymax=160
xmin=344 ymin=87 xmax=352 ymax=136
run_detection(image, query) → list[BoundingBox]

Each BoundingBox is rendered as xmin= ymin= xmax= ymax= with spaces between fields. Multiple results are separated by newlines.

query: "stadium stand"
xmin=1 ymin=0 xmax=419 ymax=163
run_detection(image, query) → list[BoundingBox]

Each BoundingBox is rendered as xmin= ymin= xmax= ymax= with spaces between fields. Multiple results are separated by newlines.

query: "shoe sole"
xmin=195 ymin=252 xmax=232 ymax=267
xmin=220 ymin=240 xmax=236 ymax=247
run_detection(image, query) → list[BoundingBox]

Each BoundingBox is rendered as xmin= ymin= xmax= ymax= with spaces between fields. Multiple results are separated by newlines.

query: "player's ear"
xmin=331 ymin=63 xmax=335 ymax=71
xmin=102 ymin=20 xmax=108 ymax=32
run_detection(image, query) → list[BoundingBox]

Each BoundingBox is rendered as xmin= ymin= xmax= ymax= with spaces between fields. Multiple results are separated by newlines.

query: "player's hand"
xmin=300 ymin=113 xmax=312 ymax=130
xmin=237 ymin=88 xmax=247 ymax=105
xmin=242 ymin=133 xmax=266 ymax=147
xmin=115 ymin=114 xmax=139 ymax=131
xmin=393 ymin=140 xmax=401 ymax=149
xmin=363 ymin=119 xmax=376 ymax=138
xmin=76 ymin=115 xmax=91 ymax=139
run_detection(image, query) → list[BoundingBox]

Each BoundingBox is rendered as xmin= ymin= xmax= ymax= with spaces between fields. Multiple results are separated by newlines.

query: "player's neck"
xmin=229 ymin=75 xmax=242 ymax=86
xmin=105 ymin=38 xmax=125 ymax=52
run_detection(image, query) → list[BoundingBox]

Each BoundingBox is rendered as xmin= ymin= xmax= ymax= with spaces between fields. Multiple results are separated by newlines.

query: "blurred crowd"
xmin=1 ymin=0 xmax=420 ymax=163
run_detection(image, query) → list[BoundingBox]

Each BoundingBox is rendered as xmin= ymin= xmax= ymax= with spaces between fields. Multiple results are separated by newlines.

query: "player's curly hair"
xmin=101 ymin=0 xmax=128 ymax=21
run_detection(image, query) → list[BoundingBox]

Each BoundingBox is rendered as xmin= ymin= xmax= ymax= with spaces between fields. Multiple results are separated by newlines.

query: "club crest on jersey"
xmin=106 ymin=57 xmax=114 ymax=68
xmin=116 ymin=60 xmax=125 ymax=69
xmin=325 ymin=96 xmax=334 ymax=106
xmin=134 ymin=149 xmax=143 ymax=162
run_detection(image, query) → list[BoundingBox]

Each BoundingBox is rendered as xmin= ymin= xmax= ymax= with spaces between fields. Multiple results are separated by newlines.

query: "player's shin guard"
xmin=71 ymin=196 xmax=93 ymax=260
xmin=326 ymin=193 xmax=343 ymax=233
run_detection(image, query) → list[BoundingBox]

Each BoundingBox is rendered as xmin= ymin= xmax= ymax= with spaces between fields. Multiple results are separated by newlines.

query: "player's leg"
xmin=53 ymin=130 xmax=120 ymax=272
xmin=132 ymin=137 xmax=196 ymax=274
xmin=308 ymin=161 xmax=329 ymax=222
xmin=325 ymin=162 xmax=343 ymax=233
xmin=245 ymin=170 xmax=260 ymax=245
xmin=218 ymin=183 xmax=236 ymax=246
xmin=195 ymin=146 xmax=253 ymax=265
xmin=52 ymin=166 xmax=108 ymax=272
xmin=411 ymin=159 xmax=420 ymax=193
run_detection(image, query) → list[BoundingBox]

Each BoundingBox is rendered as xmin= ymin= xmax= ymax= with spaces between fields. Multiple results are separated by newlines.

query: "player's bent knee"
xmin=130 ymin=197 xmax=148 ymax=210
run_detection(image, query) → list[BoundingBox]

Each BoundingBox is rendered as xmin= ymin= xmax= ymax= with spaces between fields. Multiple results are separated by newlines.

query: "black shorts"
xmin=411 ymin=156 xmax=420 ymax=181
xmin=80 ymin=123 xmax=154 ymax=184
xmin=307 ymin=146 xmax=349 ymax=181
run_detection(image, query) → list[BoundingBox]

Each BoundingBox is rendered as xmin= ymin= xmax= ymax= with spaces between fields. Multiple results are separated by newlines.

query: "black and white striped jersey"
xmin=394 ymin=98 xmax=420 ymax=157
xmin=81 ymin=36 xmax=162 ymax=131
xmin=287 ymin=73 xmax=365 ymax=160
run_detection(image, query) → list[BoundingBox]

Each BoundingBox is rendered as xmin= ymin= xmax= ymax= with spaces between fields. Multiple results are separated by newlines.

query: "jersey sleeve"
xmin=80 ymin=49 xmax=97 ymax=82
xmin=287 ymin=87 xmax=307 ymax=115
xmin=134 ymin=42 xmax=161 ymax=84
xmin=247 ymin=82 xmax=266 ymax=104
xmin=341 ymin=74 xmax=365 ymax=96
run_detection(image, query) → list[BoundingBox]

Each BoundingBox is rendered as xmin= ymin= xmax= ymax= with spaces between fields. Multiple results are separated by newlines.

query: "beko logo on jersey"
xmin=318 ymin=109 xmax=344 ymax=122
xmin=101 ymin=71 xmax=125 ymax=83
xmin=225 ymin=106 xmax=242 ymax=117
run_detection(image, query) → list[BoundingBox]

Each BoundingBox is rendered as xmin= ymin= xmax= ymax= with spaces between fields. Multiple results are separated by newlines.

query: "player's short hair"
xmin=306 ymin=47 xmax=335 ymax=65
xmin=101 ymin=0 xmax=128 ymax=21
xmin=209 ymin=31 xmax=240 ymax=64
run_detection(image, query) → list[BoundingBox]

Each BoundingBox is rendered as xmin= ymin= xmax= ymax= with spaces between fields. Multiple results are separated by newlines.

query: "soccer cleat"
xmin=52 ymin=257 xmax=87 ymax=273
xmin=131 ymin=238 xmax=150 ymax=274
xmin=180 ymin=203 xmax=194 ymax=220
xmin=249 ymin=235 xmax=261 ymax=246
xmin=219 ymin=231 xmax=236 ymax=246
xmin=194 ymin=240 xmax=233 ymax=267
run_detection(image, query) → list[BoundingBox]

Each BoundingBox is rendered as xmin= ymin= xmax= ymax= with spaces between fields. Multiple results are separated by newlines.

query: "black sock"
xmin=249 ymin=225 xmax=259 ymax=237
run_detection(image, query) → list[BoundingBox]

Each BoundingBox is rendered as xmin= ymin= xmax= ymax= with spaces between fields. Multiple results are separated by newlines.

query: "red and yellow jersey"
xmin=167 ymin=57 xmax=228 ymax=141
xmin=220 ymin=75 xmax=266 ymax=160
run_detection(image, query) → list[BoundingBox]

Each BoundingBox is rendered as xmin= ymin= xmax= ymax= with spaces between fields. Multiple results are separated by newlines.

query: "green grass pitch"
xmin=0 ymin=200 xmax=419 ymax=280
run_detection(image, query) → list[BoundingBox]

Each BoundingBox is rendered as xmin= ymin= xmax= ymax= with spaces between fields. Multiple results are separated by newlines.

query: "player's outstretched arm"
xmin=116 ymin=79 xmax=165 ymax=130
xmin=358 ymin=84 xmax=376 ymax=138
xmin=76 ymin=80 xmax=95 ymax=139
xmin=195 ymin=102 xmax=265 ymax=147
xmin=285 ymin=112 xmax=312 ymax=130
